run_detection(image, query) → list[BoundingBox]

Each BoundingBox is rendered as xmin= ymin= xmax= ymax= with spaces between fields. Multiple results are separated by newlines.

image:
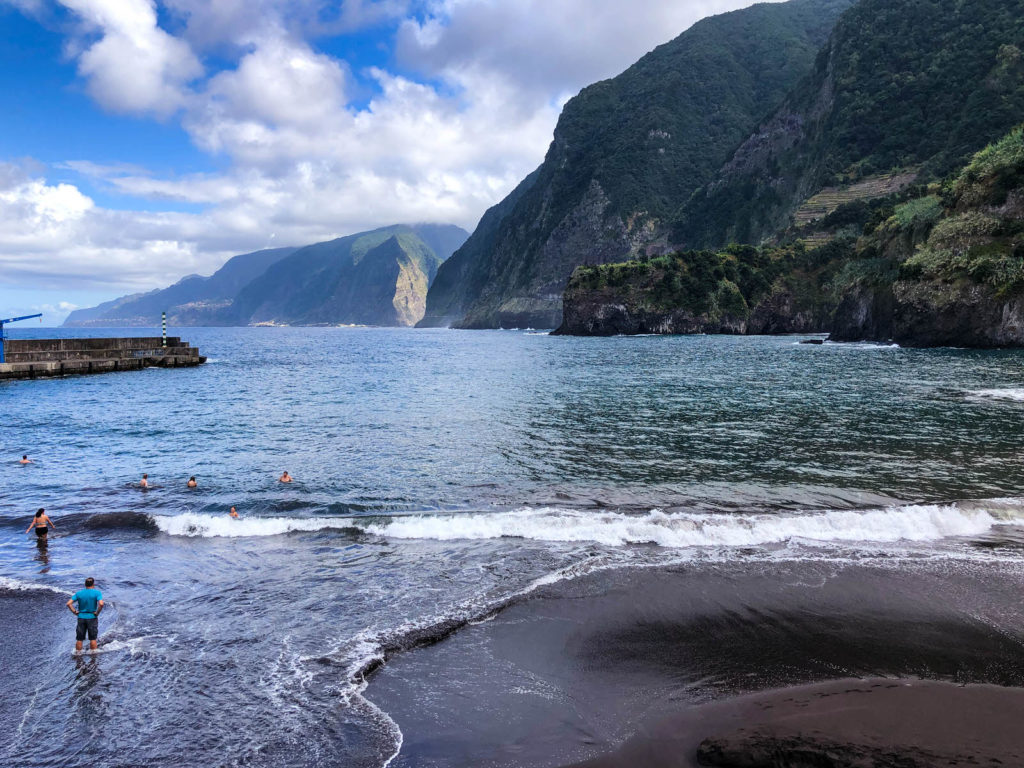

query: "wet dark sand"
xmin=569 ymin=677 xmax=1024 ymax=767
xmin=369 ymin=558 xmax=1024 ymax=767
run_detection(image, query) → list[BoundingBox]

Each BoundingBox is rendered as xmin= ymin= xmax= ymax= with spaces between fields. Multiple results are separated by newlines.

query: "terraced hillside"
xmin=793 ymin=171 xmax=920 ymax=226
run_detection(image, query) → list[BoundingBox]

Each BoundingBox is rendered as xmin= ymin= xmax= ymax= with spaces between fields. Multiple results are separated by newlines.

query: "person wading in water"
xmin=67 ymin=577 xmax=104 ymax=653
xmin=25 ymin=508 xmax=55 ymax=543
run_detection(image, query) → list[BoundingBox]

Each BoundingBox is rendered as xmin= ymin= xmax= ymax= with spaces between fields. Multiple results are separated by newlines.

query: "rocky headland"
xmin=557 ymin=125 xmax=1024 ymax=347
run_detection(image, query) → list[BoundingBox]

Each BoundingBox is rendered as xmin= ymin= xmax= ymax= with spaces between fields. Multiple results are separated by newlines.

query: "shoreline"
xmin=566 ymin=677 xmax=1024 ymax=767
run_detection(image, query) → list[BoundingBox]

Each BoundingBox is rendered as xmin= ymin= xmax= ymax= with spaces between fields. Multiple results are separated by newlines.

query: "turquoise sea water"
xmin=4 ymin=327 xmax=1024 ymax=766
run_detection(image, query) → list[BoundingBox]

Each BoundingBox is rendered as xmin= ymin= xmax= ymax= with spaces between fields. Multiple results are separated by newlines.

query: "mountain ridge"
xmin=65 ymin=224 xmax=468 ymax=328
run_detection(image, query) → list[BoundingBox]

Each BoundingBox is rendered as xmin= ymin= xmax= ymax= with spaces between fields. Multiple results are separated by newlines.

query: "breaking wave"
xmin=0 ymin=576 xmax=69 ymax=596
xmin=968 ymin=388 xmax=1024 ymax=402
xmin=103 ymin=501 xmax=1024 ymax=548
xmin=151 ymin=512 xmax=359 ymax=538
xmin=364 ymin=504 xmax=1020 ymax=548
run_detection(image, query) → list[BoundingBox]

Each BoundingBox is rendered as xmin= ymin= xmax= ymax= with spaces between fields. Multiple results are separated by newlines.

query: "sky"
xmin=0 ymin=0 xmax=776 ymax=324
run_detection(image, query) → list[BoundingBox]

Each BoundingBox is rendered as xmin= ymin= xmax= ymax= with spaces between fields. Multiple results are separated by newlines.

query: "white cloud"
xmin=0 ymin=0 xmax=781 ymax=302
xmin=397 ymin=0 xmax=784 ymax=107
xmin=58 ymin=0 xmax=203 ymax=116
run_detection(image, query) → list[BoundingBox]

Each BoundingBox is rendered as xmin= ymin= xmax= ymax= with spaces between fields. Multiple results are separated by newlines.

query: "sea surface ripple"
xmin=3 ymin=328 xmax=1024 ymax=766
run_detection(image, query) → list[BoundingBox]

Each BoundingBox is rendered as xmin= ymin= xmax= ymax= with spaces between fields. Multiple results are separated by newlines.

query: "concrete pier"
xmin=0 ymin=337 xmax=206 ymax=381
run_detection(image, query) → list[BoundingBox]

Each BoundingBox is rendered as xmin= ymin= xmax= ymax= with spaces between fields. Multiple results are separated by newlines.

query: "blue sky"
xmin=0 ymin=0 xmax=770 ymax=324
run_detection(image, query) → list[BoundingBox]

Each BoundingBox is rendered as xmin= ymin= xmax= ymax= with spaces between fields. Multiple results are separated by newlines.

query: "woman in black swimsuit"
xmin=25 ymin=508 xmax=55 ymax=541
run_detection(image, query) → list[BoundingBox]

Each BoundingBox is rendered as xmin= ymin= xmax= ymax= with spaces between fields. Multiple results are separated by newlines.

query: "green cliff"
xmin=420 ymin=0 xmax=856 ymax=329
xmin=673 ymin=0 xmax=1024 ymax=249
xmin=557 ymin=125 xmax=1024 ymax=348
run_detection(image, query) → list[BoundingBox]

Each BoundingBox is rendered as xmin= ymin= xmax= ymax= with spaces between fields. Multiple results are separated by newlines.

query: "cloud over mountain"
xmin=0 ymin=0 xmax=784 ymax=319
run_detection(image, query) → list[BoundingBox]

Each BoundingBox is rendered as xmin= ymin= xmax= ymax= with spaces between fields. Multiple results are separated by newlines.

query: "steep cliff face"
xmin=422 ymin=0 xmax=855 ymax=329
xmin=417 ymin=170 xmax=540 ymax=328
xmin=65 ymin=224 xmax=468 ymax=328
xmin=673 ymin=0 xmax=1024 ymax=249
xmin=227 ymin=225 xmax=466 ymax=326
xmin=831 ymin=282 xmax=1024 ymax=347
xmin=63 ymin=247 xmax=298 ymax=327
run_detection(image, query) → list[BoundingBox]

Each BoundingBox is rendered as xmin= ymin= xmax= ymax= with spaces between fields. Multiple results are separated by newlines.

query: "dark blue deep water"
xmin=5 ymin=327 xmax=1024 ymax=767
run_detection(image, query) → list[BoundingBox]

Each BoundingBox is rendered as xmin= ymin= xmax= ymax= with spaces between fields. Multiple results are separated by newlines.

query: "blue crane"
xmin=0 ymin=313 xmax=43 ymax=364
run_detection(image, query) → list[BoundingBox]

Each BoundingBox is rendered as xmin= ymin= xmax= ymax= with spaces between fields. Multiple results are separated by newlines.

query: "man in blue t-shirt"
xmin=67 ymin=577 xmax=104 ymax=652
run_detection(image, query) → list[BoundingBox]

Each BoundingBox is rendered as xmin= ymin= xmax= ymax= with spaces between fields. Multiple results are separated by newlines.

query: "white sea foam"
xmin=0 ymin=576 xmax=69 ymax=595
xmin=153 ymin=512 xmax=353 ymax=538
xmin=151 ymin=503 xmax=1022 ymax=548
xmin=968 ymin=388 xmax=1024 ymax=402
xmin=364 ymin=504 xmax=1017 ymax=548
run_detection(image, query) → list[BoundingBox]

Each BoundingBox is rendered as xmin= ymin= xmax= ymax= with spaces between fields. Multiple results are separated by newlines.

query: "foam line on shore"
xmin=364 ymin=504 xmax=1016 ymax=547
xmin=0 ymin=577 xmax=69 ymax=595
xmin=152 ymin=512 xmax=357 ymax=538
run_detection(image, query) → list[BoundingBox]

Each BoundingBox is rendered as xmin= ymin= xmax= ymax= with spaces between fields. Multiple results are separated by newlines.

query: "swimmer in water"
xmin=19 ymin=455 xmax=32 ymax=464
xmin=26 ymin=508 xmax=55 ymax=542
xmin=229 ymin=506 xmax=239 ymax=519
xmin=140 ymin=473 xmax=149 ymax=489
xmin=187 ymin=476 xmax=197 ymax=488
xmin=279 ymin=471 xmax=293 ymax=483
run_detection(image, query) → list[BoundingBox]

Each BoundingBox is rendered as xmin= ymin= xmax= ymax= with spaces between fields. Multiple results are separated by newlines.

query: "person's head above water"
xmin=35 ymin=508 xmax=44 ymax=518
xmin=142 ymin=473 xmax=148 ymax=478
xmin=84 ymin=577 xmax=94 ymax=588
xmin=23 ymin=455 xmax=27 ymax=460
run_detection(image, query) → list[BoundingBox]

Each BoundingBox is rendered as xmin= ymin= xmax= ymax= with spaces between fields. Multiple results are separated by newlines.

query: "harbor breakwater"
xmin=0 ymin=337 xmax=205 ymax=380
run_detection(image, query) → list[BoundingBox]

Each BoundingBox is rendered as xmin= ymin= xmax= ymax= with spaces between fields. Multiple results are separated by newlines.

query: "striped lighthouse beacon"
xmin=162 ymin=311 xmax=167 ymax=348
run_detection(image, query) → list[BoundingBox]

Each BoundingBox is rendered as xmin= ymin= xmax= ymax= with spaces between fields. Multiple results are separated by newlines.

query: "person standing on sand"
xmin=26 ymin=508 xmax=55 ymax=542
xmin=67 ymin=577 xmax=104 ymax=653
xmin=140 ymin=473 xmax=149 ymax=489
xmin=279 ymin=471 xmax=293 ymax=483
xmin=187 ymin=476 xmax=197 ymax=488
xmin=19 ymin=455 xmax=32 ymax=464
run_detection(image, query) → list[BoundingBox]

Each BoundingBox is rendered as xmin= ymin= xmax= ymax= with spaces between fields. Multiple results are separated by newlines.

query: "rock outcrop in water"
xmin=418 ymin=0 xmax=855 ymax=329
xmin=558 ymin=125 xmax=1024 ymax=347
xmin=64 ymin=224 xmax=468 ymax=328
xmin=554 ymin=245 xmax=836 ymax=337
xmin=828 ymin=126 xmax=1024 ymax=346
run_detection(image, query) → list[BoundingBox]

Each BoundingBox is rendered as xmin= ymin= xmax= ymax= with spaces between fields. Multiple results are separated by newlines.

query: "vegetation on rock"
xmin=560 ymin=124 xmax=1024 ymax=346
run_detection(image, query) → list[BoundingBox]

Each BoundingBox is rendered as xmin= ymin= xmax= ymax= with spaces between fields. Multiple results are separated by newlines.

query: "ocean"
xmin=3 ymin=327 xmax=1024 ymax=767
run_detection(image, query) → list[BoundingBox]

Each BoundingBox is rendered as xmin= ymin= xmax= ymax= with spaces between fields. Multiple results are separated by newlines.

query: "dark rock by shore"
xmin=569 ymin=678 xmax=1024 ymax=768
xmin=829 ymin=282 xmax=1024 ymax=348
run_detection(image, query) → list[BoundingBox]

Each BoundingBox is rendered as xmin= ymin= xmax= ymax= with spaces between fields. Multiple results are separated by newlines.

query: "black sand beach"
xmin=369 ymin=555 xmax=1024 ymax=767
xmin=571 ymin=677 xmax=1024 ymax=767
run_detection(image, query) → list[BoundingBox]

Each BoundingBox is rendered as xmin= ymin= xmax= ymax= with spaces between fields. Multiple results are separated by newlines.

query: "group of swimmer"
xmin=18 ymin=454 xmax=294 ymax=652
xmin=139 ymin=470 xmax=293 ymax=498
